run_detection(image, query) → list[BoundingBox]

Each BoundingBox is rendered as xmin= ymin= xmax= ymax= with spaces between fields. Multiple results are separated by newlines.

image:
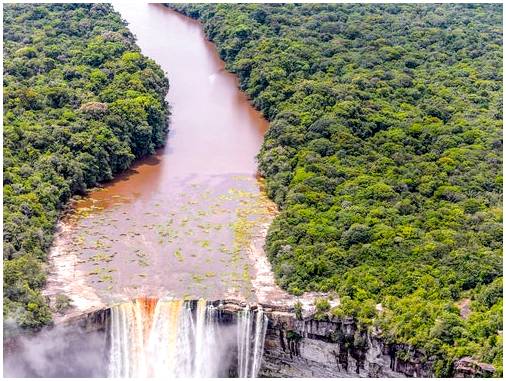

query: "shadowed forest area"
xmin=172 ymin=3 xmax=503 ymax=376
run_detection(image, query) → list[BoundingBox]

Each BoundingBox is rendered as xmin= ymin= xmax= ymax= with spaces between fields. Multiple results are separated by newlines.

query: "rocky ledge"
xmin=260 ymin=310 xmax=433 ymax=378
xmin=5 ymin=300 xmax=495 ymax=378
xmin=220 ymin=301 xmax=495 ymax=378
xmin=454 ymin=357 xmax=496 ymax=378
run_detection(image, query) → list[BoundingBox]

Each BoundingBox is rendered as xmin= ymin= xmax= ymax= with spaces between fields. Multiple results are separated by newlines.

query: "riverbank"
xmin=42 ymin=3 xmax=288 ymax=319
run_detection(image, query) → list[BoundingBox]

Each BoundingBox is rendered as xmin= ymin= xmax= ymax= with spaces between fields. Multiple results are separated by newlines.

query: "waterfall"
xmin=108 ymin=298 xmax=267 ymax=378
xmin=109 ymin=297 xmax=158 ymax=377
xmin=237 ymin=306 xmax=268 ymax=378
xmin=194 ymin=299 xmax=220 ymax=377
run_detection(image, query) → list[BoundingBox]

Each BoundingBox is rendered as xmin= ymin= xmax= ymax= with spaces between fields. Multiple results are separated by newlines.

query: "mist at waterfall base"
xmin=3 ymin=298 xmax=268 ymax=378
xmin=3 ymin=324 xmax=107 ymax=377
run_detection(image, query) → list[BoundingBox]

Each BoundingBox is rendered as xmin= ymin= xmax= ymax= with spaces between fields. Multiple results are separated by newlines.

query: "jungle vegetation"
xmin=3 ymin=4 xmax=169 ymax=331
xmin=171 ymin=3 xmax=503 ymax=376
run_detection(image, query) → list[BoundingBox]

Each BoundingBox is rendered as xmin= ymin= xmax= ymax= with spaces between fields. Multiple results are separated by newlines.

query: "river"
xmin=5 ymin=5 xmax=326 ymax=378
xmin=44 ymin=3 xmax=287 ymax=315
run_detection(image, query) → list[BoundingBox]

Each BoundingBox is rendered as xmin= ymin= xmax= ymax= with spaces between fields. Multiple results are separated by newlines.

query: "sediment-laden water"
xmin=44 ymin=3 xmax=277 ymax=311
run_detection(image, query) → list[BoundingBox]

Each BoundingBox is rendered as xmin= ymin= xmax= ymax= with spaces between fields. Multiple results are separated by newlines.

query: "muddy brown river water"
xmin=44 ymin=4 xmax=288 ymax=313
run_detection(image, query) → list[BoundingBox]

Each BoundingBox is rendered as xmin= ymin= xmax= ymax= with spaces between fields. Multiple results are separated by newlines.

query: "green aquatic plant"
xmin=198 ymin=240 xmax=210 ymax=248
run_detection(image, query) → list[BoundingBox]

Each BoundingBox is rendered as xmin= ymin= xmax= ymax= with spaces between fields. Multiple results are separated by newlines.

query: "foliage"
xmin=53 ymin=294 xmax=72 ymax=314
xmin=286 ymin=330 xmax=302 ymax=342
xmin=314 ymin=297 xmax=331 ymax=320
xmin=172 ymin=3 xmax=502 ymax=375
xmin=293 ymin=300 xmax=303 ymax=320
xmin=332 ymin=296 xmax=377 ymax=327
xmin=3 ymin=4 xmax=169 ymax=331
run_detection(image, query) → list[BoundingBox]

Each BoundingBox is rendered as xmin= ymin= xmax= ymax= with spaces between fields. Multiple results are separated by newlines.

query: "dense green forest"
xmin=171 ymin=3 xmax=503 ymax=376
xmin=3 ymin=4 xmax=169 ymax=331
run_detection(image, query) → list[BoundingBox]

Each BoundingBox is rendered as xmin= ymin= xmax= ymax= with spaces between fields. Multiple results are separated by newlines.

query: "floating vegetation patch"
xmin=137 ymin=258 xmax=149 ymax=267
xmin=88 ymin=252 xmax=114 ymax=264
xmin=174 ymin=248 xmax=184 ymax=262
xmin=198 ymin=240 xmax=210 ymax=249
xmin=60 ymin=174 xmax=276 ymax=302
xmin=87 ymin=266 xmax=115 ymax=285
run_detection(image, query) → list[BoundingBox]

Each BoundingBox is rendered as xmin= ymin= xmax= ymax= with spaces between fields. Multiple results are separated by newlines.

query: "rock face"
xmin=4 ymin=301 xmax=494 ymax=378
xmin=259 ymin=310 xmax=434 ymax=378
xmin=454 ymin=357 xmax=496 ymax=378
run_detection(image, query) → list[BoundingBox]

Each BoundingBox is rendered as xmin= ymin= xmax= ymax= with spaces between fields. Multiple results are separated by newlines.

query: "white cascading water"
xmin=237 ymin=305 xmax=268 ymax=378
xmin=108 ymin=298 xmax=267 ymax=378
